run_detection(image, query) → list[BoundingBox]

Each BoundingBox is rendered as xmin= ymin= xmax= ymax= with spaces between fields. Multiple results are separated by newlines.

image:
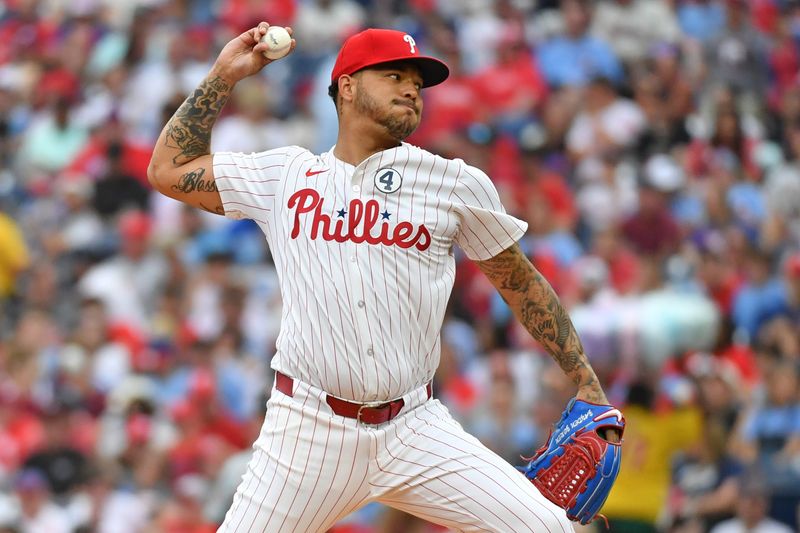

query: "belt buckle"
xmin=356 ymin=401 xmax=389 ymax=426
xmin=356 ymin=403 xmax=370 ymax=425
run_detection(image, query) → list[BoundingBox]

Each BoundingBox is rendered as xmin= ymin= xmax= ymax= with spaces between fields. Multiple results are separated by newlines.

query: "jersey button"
xmin=366 ymin=348 xmax=374 ymax=356
xmin=357 ymin=300 xmax=365 ymax=308
xmin=352 ymin=185 xmax=360 ymax=192
xmin=350 ymin=256 xmax=357 ymax=263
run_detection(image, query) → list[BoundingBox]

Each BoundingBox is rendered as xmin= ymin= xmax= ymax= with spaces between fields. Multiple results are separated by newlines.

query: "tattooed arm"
xmin=147 ymin=22 xmax=294 ymax=215
xmin=147 ymin=75 xmax=230 ymax=215
xmin=476 ymin=243 xmax=609 ymax=405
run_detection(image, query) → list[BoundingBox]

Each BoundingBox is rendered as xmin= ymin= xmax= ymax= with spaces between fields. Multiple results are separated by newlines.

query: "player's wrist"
xmin=575 ymin=383 xmax=609 ymax=405
xmin=209 ymin=64 xmax=239 ymax=86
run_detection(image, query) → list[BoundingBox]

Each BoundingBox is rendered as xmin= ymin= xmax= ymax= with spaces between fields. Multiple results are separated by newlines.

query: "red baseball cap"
xmin=331 ymin=29 xmax=449 ymax=88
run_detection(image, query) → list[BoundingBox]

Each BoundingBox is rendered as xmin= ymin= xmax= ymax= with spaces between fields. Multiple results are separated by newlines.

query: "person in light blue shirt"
xmin=536 ymin=0 xmax=623 ymax=88
xmin=737 ymin=361 xmax=800 ymax=528
xmin=731 ymin=255 xmax=787 ymax=342
xmin=677 ymin=0 xmax=726 ymax=43
xmin=732 ymin=251 xmax=800 ymax=343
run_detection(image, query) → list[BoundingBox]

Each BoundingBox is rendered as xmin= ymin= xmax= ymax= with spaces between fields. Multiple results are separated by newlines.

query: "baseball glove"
xmin=521 ymin=398 xmax=625 ymax=525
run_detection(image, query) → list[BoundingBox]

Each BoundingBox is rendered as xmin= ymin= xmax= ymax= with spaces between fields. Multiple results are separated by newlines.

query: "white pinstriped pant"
xmin=218 ymin=377 xmax=574 ymax=533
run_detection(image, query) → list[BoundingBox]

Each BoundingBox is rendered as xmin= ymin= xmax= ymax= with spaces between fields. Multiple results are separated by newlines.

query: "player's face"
xmin=354 ymin=62 xmax=424 ymax=141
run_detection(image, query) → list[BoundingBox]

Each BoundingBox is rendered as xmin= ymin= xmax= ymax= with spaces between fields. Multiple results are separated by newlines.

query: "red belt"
xmin=275 ymin=371 xmax=432 ymax=425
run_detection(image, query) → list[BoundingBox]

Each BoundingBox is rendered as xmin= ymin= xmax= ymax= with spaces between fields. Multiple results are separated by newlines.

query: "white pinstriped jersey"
xmin=213 ymin=143 xmax=527 ymax=402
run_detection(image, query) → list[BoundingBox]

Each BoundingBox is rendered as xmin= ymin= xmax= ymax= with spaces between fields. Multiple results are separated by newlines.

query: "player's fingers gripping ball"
xmin=261 ymin=26 xmax=292 ymax=60
xmin=521 ymin=399 xmax=625 ymax=525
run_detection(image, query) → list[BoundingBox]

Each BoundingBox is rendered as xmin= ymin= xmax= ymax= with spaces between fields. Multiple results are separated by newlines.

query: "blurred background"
xmin=1 ymin=0 xmax=800 ymax=532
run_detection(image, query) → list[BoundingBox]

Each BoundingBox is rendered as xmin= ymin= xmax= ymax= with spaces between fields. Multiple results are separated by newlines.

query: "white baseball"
xmin=260 ymin=26 xmax=292 ymax=60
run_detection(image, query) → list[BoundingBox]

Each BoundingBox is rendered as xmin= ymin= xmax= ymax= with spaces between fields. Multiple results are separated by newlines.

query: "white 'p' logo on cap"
xmin=403 ymin=34 xmax=416 ymax=54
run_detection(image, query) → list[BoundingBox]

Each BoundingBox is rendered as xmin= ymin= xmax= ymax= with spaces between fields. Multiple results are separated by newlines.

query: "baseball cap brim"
xmin=354 ymin=56 xmax=450 ymax=88
xmin=331 ymin=29 xmax=450 ymax=88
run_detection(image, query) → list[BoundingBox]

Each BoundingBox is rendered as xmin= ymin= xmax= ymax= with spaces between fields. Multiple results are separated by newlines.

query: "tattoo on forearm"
xmin=171 ymin=168 xmax=218 ymax=194
xmin=199 ymin=203 xmax=225 ymax=216
xmin=479 ymin=244 xmax=605 ymax=403
xmin=165 ymin=76 xmax=231 ymax=166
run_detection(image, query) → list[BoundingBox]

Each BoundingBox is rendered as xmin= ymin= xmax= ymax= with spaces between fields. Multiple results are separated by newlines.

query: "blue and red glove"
xmin=521 ymin=398 xmax=625 ymax=525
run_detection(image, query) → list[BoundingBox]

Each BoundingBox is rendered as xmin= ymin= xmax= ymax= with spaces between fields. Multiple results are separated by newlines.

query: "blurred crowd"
xmin=1 ymin=0 xmax=800 ymax=532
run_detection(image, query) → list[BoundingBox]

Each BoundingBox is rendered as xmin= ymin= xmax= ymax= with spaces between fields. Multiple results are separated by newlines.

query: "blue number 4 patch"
xmin=374 ymin=168 xmax=402 ymax=194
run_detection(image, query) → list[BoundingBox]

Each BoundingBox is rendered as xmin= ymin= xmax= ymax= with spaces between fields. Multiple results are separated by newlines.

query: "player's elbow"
xmin=146 ymin=163 xmax=157 ymax=188
xmin=147 ymin=161 xmax=166 ymax=191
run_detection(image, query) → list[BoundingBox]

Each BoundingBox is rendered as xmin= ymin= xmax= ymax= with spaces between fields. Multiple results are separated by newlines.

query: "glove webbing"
xmin=531 ymin=430 xmax=610 ymax=527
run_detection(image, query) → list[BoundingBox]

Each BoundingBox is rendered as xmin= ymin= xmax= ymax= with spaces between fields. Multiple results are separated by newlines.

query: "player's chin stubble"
xmin=355 ymin=89 xmax=418 ymax=141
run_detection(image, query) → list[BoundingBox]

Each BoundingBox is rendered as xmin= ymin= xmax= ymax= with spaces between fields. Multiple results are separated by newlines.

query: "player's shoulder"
xmin=216 ymin=145 xmax=315 ymax=161
xmin=401 ymin=142 xmax=473 ymax=177
xmin=259 ymin=145 xmax=318 ymax=163
xmin=282 ymin=145 xmax=325 ymax=167
xmin=213 ymin=145 xmax=319 ymax=185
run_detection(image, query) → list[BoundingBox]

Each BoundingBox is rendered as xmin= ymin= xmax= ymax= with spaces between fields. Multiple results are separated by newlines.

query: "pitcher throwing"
xmin=148 ymin=23 xmax=623 ymax=532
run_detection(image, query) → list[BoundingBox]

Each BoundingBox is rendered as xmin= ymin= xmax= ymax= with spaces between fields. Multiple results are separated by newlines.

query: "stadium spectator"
xmin=602 ymin=379 xmax=702 ymax=533
xmin=665 ymin=419 xmax=742 ymax=532
xmin=732 ymin=359 xmax=800 ymax=529
xmin=709 ymin=474 xmax=794 ymax=533
xmin=591 ymin=0 xmax=681 ymax=67
xmin=700 ymin=0 xmax=770 ymax=122
xmin=536 ymin=0 xmax=624 ymax=89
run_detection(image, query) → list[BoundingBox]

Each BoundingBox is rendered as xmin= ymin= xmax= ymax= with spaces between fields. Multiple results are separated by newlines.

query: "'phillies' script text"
xmin=288 ymin=188 xmax=431 ymax=250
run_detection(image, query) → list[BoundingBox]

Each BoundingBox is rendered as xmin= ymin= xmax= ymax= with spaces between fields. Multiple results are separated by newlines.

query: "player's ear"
xmin=339 ymin=74 xmax=356 ymax=105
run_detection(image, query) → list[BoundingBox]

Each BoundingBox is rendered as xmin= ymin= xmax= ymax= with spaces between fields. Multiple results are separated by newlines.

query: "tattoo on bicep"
xmin=171 ymin=168 xmax=218 ymax=194
xmin=165 ymin=76 xmax=231 ymax=166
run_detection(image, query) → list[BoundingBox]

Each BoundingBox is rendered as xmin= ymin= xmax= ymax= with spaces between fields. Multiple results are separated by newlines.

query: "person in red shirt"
xmin=218 ymin=0 xmax=295 ymax=35
xmin=168 ymin=368 xmax=247 ymax=480
xmin=470 ymin=29 xmax=548 ymax=139
xmin=65 ymin=115 xmax=152 ymax=187
xmin=767 ymin=14 xmax=799 ymax=110
xmin=621 ymin=178 xmax=682 ymax=259
xmin=515 ymin=132 xmax=577 ymax=232
xmin=0 ymin=391 xmax=44 ymax=474
xmin=694 ymin=230 xmax=745 ymax=316
xmin=592 ymin=227 xmax=643 ymax=295
xmin=686 ymin=105 xmax=760 ymax=181
xmin=407 ymin=50 xmax=479 ymax=151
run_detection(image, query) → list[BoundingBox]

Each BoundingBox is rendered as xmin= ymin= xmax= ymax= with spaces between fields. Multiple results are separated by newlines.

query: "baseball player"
xmin=148 ymin=23 xmax=620 ymax=532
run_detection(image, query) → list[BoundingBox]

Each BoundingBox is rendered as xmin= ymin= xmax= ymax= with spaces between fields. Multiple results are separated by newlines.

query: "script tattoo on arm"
xmin=164 ymin=76 xmax=231 ymax=166
xmin=477 ymin=244 xmax=606 ymax=403
xmin=172 ymin=168 xmax=224 ymax=215
xmin=171 ymin=168 xmax=218 ymax=194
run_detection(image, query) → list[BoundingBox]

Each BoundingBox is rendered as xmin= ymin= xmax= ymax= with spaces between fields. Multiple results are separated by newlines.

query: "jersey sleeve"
xmin=451 ymin=162 xmax=528 ymax=261
xmin=212 ymin=148 xmax=290 ymax=223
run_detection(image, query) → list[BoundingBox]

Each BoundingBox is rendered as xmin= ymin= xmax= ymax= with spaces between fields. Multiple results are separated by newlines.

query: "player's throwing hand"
xmin=211 ymin=22 xmax=296 ymax=84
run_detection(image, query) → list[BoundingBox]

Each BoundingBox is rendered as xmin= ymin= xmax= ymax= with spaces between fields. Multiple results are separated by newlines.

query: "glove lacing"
xmin=529 ymin=430 xmax=611 ymax=528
